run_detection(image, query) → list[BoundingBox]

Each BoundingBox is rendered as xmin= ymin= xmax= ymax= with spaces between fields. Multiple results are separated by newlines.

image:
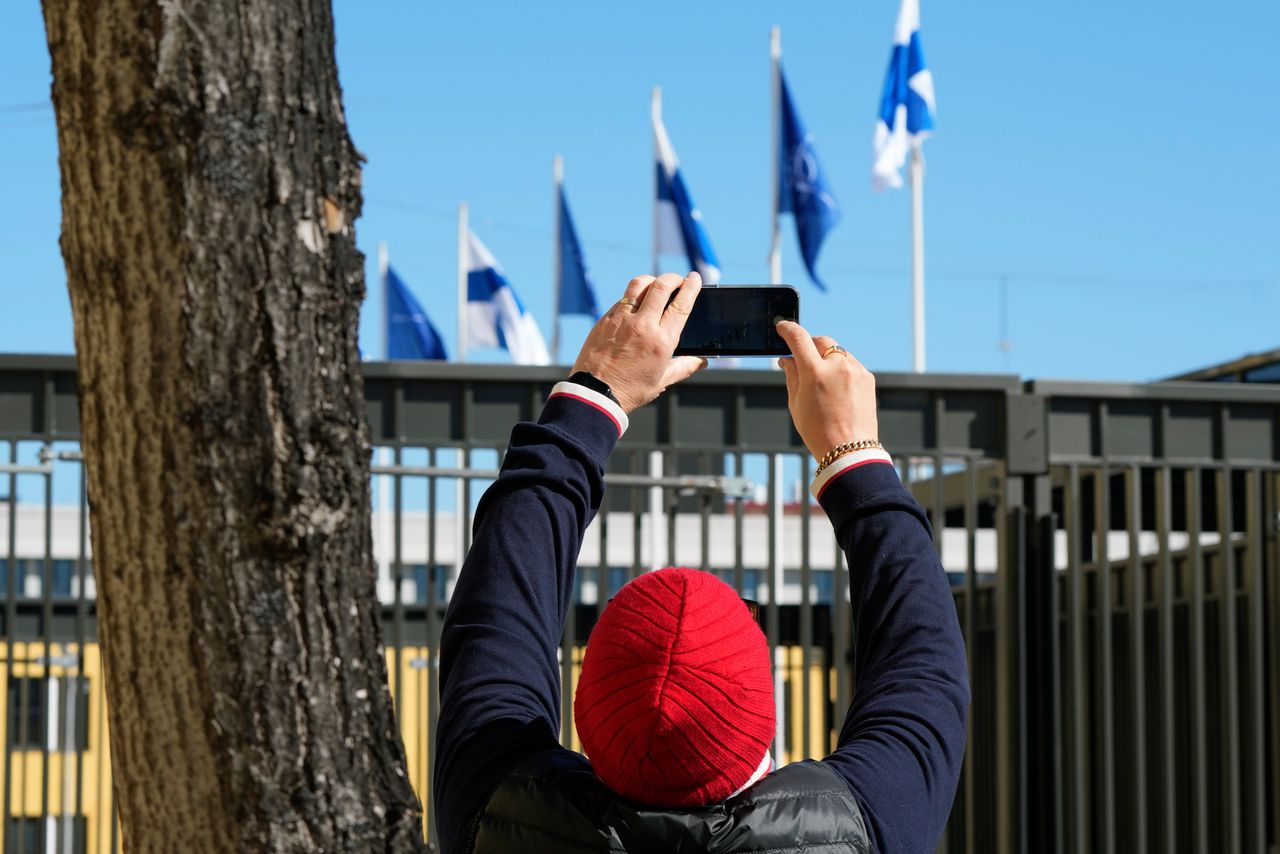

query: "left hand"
xmin=571 ymin=271 xmax=708 ymax=413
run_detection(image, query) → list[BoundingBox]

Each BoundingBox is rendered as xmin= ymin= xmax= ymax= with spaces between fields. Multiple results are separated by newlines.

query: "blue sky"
xmin=2 ymin=1 xmax=1277 ymax=381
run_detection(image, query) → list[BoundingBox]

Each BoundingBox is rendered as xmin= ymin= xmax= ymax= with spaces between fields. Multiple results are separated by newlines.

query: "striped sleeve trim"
xmin=548 ymin=381 xmax=629 ymax=437
xmin=810 ymin=448 xmax=896 ymax=499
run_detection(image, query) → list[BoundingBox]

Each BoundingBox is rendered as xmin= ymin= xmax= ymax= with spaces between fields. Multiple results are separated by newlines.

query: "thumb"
xmin=660 ymin=355 xmax=708 ymax=388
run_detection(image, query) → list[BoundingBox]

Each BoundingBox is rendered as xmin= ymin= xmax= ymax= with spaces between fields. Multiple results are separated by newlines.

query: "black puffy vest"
xmin=470 ymin=747 xmax=871 ymax=853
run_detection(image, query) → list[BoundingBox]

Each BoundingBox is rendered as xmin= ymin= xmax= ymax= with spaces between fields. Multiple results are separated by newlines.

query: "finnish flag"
xmin=652 ymin=94 xmax=721 ymax=283
xmin=466 ymin=231 xmax=551 ymax=365
xmin=872 ymin=0 xmax=936 ymax=190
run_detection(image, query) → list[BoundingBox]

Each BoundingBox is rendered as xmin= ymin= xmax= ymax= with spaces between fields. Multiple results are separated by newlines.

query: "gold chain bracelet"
xmin=815 ymin=439 xmax=884 ymax=476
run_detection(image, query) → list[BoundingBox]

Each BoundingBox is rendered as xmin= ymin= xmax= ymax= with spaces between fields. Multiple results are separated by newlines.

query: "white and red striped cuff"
xmin=548 ymin=381 xmax=629 ymax=437
xmin=810 ymin=448 xmax=895 ymax=500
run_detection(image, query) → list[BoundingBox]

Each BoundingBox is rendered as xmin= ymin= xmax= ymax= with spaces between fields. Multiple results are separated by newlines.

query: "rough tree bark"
xmin=41 ymin=1 xmax=427 ymax=850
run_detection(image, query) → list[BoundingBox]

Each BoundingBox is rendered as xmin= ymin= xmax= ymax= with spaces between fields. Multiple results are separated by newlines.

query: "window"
xmin=5 ymin=816 xmax=86 ymax=854
xmin=409 ymin=565 xmax=450 ymax=603
xmin=7 ymin=676 xmax=89 ymax=751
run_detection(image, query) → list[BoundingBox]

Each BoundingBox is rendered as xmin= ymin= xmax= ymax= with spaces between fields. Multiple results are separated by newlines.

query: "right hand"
xmin=774 ymin=320 xmax=879 ymax=462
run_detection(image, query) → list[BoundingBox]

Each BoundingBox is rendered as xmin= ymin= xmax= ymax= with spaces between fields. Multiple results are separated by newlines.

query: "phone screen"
xmin=673 ymin=285 xmax=799 ymax=357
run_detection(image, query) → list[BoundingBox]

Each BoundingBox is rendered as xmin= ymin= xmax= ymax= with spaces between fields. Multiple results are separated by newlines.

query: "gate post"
xmin=999 ymin=393 xmax=1058 ymax=854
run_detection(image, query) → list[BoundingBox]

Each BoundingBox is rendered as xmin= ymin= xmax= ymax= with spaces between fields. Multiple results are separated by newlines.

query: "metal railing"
xmin=0 ymin=355 xmax=1276 ymax=853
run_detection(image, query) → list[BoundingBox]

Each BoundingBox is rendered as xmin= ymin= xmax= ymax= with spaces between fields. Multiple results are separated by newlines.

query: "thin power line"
xmin=0 ymin=102 xmax=49 ymax=114
xmin=365 ymin=196 xmax=1277 ymax=291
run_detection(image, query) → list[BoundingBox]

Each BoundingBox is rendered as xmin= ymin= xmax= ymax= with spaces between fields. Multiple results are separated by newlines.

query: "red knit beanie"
xmin=574 ymin=567 xmax=775 ymax=806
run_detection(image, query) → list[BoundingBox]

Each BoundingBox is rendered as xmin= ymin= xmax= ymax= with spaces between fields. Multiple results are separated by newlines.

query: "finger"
xmin=661 ymin=271 xmax=702 ymax=328
xmin=774 ymin=319 xmax=821 ymax=370
xmin=622 ymin=275 xmax=656 ymax=302
xmin=778 ymin=357 xmax=798 ymax=397
xmin=811 ymin=335 xmax=838 ymax=359
xmin=659 ymin=355 xmax=708 ymax=388
xmin=636 ymin=272 xmax=684 ymax=320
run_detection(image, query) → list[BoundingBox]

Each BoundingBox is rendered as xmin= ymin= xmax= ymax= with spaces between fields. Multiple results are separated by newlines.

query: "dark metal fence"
xmin=0 ymin=355 xmax=1276 ymax=853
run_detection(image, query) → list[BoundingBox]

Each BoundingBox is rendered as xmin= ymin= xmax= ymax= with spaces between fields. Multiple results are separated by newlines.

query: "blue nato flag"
xmin=777 ymin=67 xmax=841 ymax=291
xmin=385 ymin=266 xmax=447 ymax=360
xmin=557 ymin=187 xmax=600 ymax=320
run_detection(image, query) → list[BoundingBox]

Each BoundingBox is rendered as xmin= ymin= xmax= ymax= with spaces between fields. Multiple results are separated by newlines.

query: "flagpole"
xmin=376 ymin=241 xmax=392 ymax=604
xmin=768 ymin=27 xmax=782 ymax=286
xmin=552 ymin=154 xmax=563 ymax=364
xmin=909 ymin=146 xmax=926 ymax=373
xmin=651 ymin=86 xmax=661 ymax=278
xmin=379 ymin=241 xmax=390 ymax=360
xmin=457 ymin=202 xmax=468 ymax=363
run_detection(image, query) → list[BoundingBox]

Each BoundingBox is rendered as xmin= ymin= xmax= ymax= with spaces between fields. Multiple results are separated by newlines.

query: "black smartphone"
xmin=672 ymin=285 xmax=799 ymax=357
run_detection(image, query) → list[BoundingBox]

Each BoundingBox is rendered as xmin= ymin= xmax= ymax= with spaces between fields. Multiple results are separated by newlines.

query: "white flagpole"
xmin=376 ymin=241 xmax=392 ymax=602
xmin=909 ymin=147 xmax=926 ymax=373
xmin=457 ymin=202 xmax=468 ymax=363
xmin=648 ymin=90 xmax=664 ymax=573
xmin=378 ymin=241 xmax=390 ymax=359
xmin=768 ymin=27 xmax=782 ymax=286
xmin=651 ymin=86 xmax=662 ymax=278
xmin=552 ymin=154 xmax=563 ymax=364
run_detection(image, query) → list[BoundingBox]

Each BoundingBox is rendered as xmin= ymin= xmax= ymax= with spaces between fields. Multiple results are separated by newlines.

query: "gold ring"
xmin=617 ymin=297 xmax=639 ymax=310
xmin=822 ymin=344 xmax=848 ymax=359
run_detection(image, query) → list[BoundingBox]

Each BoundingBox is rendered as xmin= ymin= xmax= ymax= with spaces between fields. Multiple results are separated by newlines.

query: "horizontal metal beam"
xmin=371 ymin=463 xmax=754 ymax=497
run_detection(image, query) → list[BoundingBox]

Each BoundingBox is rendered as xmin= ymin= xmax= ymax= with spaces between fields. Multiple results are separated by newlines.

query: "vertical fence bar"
xmin=39 ymin=450 xmax=53 ymax=853
xmin=995 ymin=470 xmax=1024 ymax=854
xmin=1124 ymin=465 xmax=1147 ymax=852
xmin=596 ymin=480 xmax=609 ymax=617
xmin=4 ymin=442 xmax=18 ymax=852
xmin=961 ymin=458 xmax=979 ymax=854
xmin=1268 ymin=469 xmax=1280 ymax=854
xmin=699 ymin=452 xmax=711 ymax=575
xmin=1215 ymin=467 xmax=1240 ymax=854
xmin=1154 ymin=466 xmax=1176 ymax=854
xmin=832 ymin=517 xmax=849 ymax=753
xmin=392 ymin=447 xmax=404 ymax=715
xmin=1095 ymin=464 xmax=1116 ymax=854
xmin=799 ymin=453 xmax=812 ymax=761
xmin=1242 ymin=469 xmax=1265 ymax=854
xmin=664 ymin=453 xmax=676 ymax=569
xmin=1065 ymin=465 xmax=1086 ymax=854
xmin=732 ymin=452 xmax=745 ymax=597
xmin=1186 ymin=468 xmax=1208 ymax=854
xmin=75 ymin=459 xmax=88 ymax=843
xmin=766 ymin=453 xmax=783 ymax=760
xmin=425 ymin=447 xmax=439 ymax=849
xmin=630 ymin=450 xmax=643 ymax=583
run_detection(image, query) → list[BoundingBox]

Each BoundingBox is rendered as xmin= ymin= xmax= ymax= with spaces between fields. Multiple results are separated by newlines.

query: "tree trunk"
xmin=41 ymin=1 xmax=427 ymax=850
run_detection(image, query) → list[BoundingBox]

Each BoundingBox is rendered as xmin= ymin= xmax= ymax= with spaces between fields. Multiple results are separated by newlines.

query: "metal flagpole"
xmin=768 ymin=27 xmax=782 ymax=286
xmin=648 ymin=92 xmax=664 ymax=572
xmin=552 ymin=155 xmax=563 ymax=364
xmin=379 ymin=241 xmax=390 ymax=358
xmin=651 ymin=86 xmax=661 ymax=278
xmin=457 ymin=202 xmax=468 ymax=363
xmin=376 ymin=241 xmax=393 ymax=602
xmin=909 ymin=147 xmax=926 ymax=373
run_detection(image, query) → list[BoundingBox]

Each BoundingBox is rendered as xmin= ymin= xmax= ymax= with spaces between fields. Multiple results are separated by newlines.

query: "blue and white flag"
xmin=653 ymin=96 xmax=721 ymax=283
xmin=466 ymin=231 xmax=551 ymax=365
xmin=386 ymin=266 xmax=448 ymax=360
xmin=778 ymin=67 xmax=840 ymax=291
xmin=557 ymin=187 xmax=600 ymax=320
xmin=872 ymin=0 xmax=936 ymax=190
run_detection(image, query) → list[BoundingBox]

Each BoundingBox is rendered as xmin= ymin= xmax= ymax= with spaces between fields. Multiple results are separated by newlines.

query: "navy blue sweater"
xmin=434 ymin=387 xmax=969 ymax=854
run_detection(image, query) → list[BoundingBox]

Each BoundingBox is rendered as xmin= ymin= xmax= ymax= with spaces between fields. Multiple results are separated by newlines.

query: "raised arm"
xmin=776 ymin=321 xmax=969 ymax=854
xmin=433 ymin=272 xmax=705 ymax=853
